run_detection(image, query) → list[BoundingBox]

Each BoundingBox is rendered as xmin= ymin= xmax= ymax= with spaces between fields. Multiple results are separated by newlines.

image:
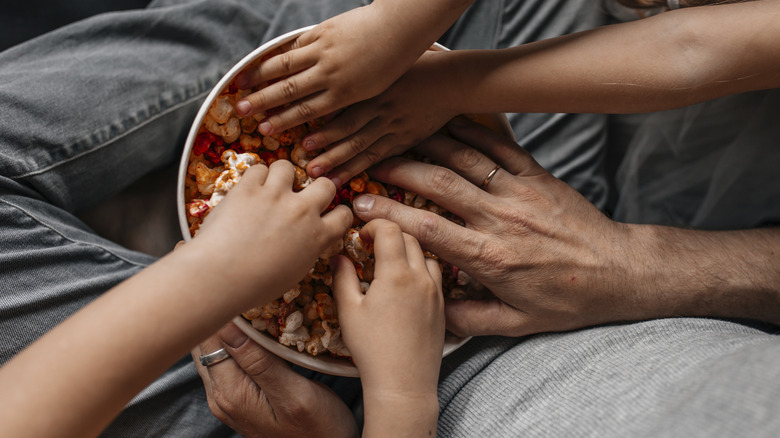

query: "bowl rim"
xmin=176 ymin=26 xmax=514 ymax=376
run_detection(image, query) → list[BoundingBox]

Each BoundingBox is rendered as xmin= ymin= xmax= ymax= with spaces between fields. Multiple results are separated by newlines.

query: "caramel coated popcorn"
xmin=183 ymin=77 xmax=479 ymax=361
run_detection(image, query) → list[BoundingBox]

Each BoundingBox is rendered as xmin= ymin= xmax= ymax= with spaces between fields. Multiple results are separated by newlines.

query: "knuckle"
xmin=295 ymin=101 xmax=316 ymax=120
xmin=415 ymin=214 xmax=440 ymax=246
xmin=279 ymin=52 xmax=295 ymax=74
xmin=454 ymin=146 xmax=484 ymax=172
xmin=281 ymin=78 xmax=299 ymax=100
xmin=427 ymin=167 xmax=462 ymax=199
xmin=361 ymin=146 xmax=384 ymax=167
xmin=346 ymin=135 xmax=368 ymax=155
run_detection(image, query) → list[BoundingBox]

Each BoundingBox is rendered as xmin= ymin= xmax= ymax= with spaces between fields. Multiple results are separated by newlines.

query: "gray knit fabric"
xmin=438 ymin=318 xmax=780 ymax=437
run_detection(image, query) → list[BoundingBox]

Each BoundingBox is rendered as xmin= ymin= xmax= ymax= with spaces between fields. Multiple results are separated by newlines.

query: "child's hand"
xmin=193 ymin=160 xmax=352 ymax=304
xmin=303 ymin=50 xmax=461 ymax=184
xmin=331 ymin=219 xmax=444 ymax=396
xmin=233 ymin=4 xmax=427 ymax=138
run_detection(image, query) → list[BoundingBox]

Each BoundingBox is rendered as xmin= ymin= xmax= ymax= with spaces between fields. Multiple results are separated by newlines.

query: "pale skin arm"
xmin=191 ymin=220 xmax=444 ymax=438
xmin=331 ymin=220 xmax=444 ymax=437
xmin=306 ymin=0 xmax=780 ymax=182
xmin=0 ymin=161 xmax=352 ymax=438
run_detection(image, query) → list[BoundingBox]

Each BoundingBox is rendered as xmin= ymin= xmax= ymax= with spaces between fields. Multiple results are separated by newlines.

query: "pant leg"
xmin=439 ymin=0 xmax=610 ymax=210
xmin=0 ymin=1 xmax=366 ymax=437
xmin=438 ymin=318 xmax=780 ymax=437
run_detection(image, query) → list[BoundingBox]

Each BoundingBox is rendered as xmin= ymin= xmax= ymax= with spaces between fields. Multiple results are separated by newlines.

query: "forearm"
xmin=622 ymin=225 xmax=780 ymax=325
xmin=371 ymin=0 xmax=473 ymax=57
xmin=0 ymin=240 xmax=275 ymax=438
xmin=449 ymin=1 xmax=780 ymax=114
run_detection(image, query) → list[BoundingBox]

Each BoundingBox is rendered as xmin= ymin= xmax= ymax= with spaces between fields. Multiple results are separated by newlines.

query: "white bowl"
xmin=177 ymin=26 xmax=511 ymax=377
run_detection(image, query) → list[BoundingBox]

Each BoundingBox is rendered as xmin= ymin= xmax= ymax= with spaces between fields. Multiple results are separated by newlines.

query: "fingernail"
xmin=236 ymin=100 xmax=252 ymax=115
xmin=304 ymin=138 xmax=318 ymax=151
xmin=353 ymin=195 xmax=374 ymax=213
xmin=310 ymin=166 xmax=324 ymax=178
xmin=259 ymin=121 xmax=273 ymax=135
xmin=328 ymin=175 xmax=342 ymax=187
xmin=219 ymin=323 xmax=248 ymax=349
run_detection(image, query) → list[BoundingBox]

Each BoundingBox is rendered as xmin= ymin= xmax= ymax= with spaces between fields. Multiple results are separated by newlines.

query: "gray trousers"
xmin=1 ymin=0 xmax=777 ymax=437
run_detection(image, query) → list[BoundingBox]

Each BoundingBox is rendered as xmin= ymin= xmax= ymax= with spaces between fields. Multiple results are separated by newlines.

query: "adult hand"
xmin=350 ymin=118 xmax=637 ymax=337
xmin=331 ymin=219 xmax=443 ymax=437
xmin=302 ymin=50 xmax=462 ymax=184
xmin=192 ymin=322 xmax=358 ymax=438
xmin=233 ymin=3 xmax=431 ymax=139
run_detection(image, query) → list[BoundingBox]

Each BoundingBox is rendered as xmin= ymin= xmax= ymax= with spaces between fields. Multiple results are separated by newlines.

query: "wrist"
xmin=362 ymin=389 xmax=439 ymax=438
xmin=620 ymin=225 xmax=780 ymax=324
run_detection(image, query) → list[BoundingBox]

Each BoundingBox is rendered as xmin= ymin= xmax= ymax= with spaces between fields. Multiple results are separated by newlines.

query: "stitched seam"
xmin=0 ymin=198 xmax=152 ymax=268
xmin=15 ymin=89 xmax=210 ymax=179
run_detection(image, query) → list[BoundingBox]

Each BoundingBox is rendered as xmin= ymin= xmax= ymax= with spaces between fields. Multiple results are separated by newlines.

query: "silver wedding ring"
xmin=199 ymin=347 xmax=230 ymax=367
xmin=481 ymin=165 xmax=502 ymax=190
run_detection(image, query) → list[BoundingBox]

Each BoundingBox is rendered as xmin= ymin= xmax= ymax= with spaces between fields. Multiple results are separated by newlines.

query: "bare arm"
xmin=0 ymin=162 xmax=352 ymax=438
xmin=454 ymin=0 xmax=780 ymax=114
xmin=307 ymin=0 xmax=780 ymax=181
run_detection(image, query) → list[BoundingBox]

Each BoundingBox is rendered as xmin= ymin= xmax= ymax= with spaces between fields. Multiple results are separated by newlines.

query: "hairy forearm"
xmin=449 ymin=1 xmax=780 ymax=114
xmin=622 ymin=225 xmax=780 ymax=325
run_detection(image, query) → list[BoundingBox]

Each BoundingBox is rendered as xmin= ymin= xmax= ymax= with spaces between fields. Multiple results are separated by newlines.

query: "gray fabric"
xmin=441 ymin=0 xmax=610 ymax=210
xmin=438 ymin=319 xmax=780 ymax=437
xmin=0 ymin=1 xmax=367 ymax=436
xmin=3 ymin=0 xmax=776 ymax=437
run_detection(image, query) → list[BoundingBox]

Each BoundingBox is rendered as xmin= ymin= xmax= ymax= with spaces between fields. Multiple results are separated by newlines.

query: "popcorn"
xmin=184 ymin=77 xmax=480 ymax=361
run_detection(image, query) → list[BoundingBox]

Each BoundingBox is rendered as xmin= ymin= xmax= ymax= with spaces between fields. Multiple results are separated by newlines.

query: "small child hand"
xmin=194 ymin=160 xmax=352 ymax=304
xmin=232 ymin=2 xmax=436 ymax=138
xmin=331 ymin=219 xmax=444 ymax=396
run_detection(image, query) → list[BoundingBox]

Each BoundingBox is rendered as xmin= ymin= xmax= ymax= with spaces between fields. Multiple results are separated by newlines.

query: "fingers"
xmin=306 ymin=122 xmax=388 ymax=180
xmin=240 ymin=162 xmax=270 ymax=186
xmin=444 ymin=299 xmax=533 ymax=338
xmin=212 ymin=323 xmax=303 ymax=405
xmin=301 ymin=103 xmax=376 ymax=153
xmin=264 ymin=159 xmax=295 ymax=191
xmin=414 ymin=134 xmax=511 ymax=195
xmin=359 ymin=219 xmax=408 ymax=277
xmin=331 ymin=254 xmax=364 ymax=309
xmin=322 ymin=135 xmax=406 ymax=187
xmin=297 ymin=176 xmax=337 ymax=211
xmin=352 ymin=194 xmax=486 ymax=271
xmin=445 ymin=117 xmax=545 ymax=178
xmin=235 ymin=46 xmax=317 ymax=93
xmin=425 ymin=257 xmax=443 ymax=293
xmin=320 ymin=204 xmax=354 ymax=243
xmin=368 ymin=157 xmax=491 ymax=225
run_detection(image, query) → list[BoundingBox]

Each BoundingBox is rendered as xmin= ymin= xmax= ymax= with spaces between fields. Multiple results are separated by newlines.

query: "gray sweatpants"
xmin=1 ymin=0 xmax=777 ymax=437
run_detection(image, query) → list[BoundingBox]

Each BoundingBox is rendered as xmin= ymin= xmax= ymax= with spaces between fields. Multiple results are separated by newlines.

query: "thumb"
xmin=444 ymin=299 xmax=532 ymax=338
xmin=330 ymin=255 xmax=363 ymax=312
xmin=216 ymin=322 xmax=302 ymax=400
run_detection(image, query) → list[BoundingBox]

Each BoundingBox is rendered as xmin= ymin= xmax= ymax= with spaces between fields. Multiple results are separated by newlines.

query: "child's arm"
xmin=332 ymin=219 xmax=445 ymax=437
xmin=0 ymin=161 xmax=352 ymax=438
xmin=305 ymin=0 xmax=780 ymax=183
xmin=233 ymin=0 xmax=473 ymax=137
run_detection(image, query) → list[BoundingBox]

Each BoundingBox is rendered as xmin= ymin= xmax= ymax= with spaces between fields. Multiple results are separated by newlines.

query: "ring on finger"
xmin=481 ymin=165 xmax=502 ymax=190
xmin=199 ymin=347 xmax=230 ymax=367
